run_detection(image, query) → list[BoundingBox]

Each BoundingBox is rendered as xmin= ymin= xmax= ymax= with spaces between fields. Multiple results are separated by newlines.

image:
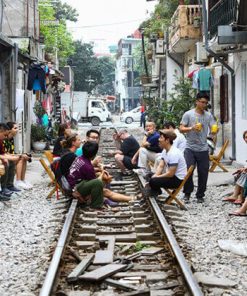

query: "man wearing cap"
xmin=180 ymin=92 xmax=217 ymax=203
xmin=112 ymin=129 xmax=140 ymax=176
xmin=148 ymin=130 xmax=187 ymax=197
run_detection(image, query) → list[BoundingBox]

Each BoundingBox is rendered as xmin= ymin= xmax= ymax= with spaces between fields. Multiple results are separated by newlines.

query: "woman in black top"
xmin=53 ymin=123 xmax=71 ymax=156
xmin=60 ymin=133 xmax=81 ymax=176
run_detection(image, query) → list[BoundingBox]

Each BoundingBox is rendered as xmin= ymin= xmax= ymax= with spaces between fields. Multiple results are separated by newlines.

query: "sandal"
xmin=222 ymin=197 xmax=237 ymax=202
xmin=233 ymin=199 xmax=244 ymax=205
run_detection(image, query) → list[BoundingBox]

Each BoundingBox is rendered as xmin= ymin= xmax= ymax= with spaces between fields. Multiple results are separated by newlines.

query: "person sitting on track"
xmin=110 ymin=129 xmax=140 ymax=177
xmin=132 ymin=121 xmax=161 ymax=176
xmin=59 ymin=134 xmax=82 ymax=177
xmin=146 ymin=130 xmax=187 ymax=198
xmin=224 ymin=130 xmax=247 ymax=207
xmin=67 ymin=141 xmax=136 ymax=208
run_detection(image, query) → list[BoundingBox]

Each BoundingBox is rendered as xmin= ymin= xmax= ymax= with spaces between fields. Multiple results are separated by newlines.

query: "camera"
xmin=26 ymin=153 xmax=32 ymax=163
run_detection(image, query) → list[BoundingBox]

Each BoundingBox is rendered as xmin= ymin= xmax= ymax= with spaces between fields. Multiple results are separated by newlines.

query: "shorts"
xmin=123 ymin=156 xmax=138 ymax=170
xmin=236 ymin=173 xmax=247 ymax=188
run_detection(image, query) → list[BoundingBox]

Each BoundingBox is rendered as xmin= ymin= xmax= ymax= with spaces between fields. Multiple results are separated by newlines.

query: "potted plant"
xmin=31 ymin=124 xmax=47 ymax=151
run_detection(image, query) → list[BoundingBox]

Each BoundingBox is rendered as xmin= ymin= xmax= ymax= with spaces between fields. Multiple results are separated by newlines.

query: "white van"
xmin=120 ymin=106 xmax=141 ymax=124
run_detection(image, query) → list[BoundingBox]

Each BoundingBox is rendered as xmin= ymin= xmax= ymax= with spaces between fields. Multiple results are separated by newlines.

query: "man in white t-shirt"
xmin=148 ymin=129 xmax=187 ymax=197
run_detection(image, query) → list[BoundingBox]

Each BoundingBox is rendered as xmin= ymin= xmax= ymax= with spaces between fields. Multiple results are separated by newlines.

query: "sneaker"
xmin=23 ymin=180 xmax=33 ymax=189
xmin=0 ymin=194 xmax=11 ymax=201
xmin=197 ymin=197 xmax=205 ymax=203
xmin=183 ymin=194 xmax=191 ymax=203
xmin=7 ymin=186 xmax=22 ymax=192
xmin=1 ymin=189 xmax=12 ymax=197
xmin=15 ymin=180 xmax=31 ymax=190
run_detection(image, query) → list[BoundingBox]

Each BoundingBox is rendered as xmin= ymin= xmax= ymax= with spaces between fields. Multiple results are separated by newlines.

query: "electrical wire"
xmin=67 ymin=19 xmax=144 ymax=29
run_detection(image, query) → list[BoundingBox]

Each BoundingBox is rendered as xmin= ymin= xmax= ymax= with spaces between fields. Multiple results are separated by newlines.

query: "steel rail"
xmin=39 ymin=199 xmax=78 ymax=296
xmin=148 ymin=197 xmax=203 ymax=296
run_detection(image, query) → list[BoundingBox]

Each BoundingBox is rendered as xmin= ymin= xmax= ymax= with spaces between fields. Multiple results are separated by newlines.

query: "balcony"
xmin=169 ymin=5 xmax=202 ymax=53
xmin=209 ymin=0 xmax=238 ymax=37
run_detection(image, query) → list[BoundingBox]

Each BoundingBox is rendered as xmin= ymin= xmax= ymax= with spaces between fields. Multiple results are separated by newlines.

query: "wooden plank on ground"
xmin=67 ymin=254 xmax=94 ymax=283
xmin=140 ymin=247 xmax=164 ymax=255
xmin=79 ymin=264 xmax=127 ymax=281
xmin=93 ymin=236 xmax=115 ymax=264
xmin=111 ymin=181 xmax=137 ymax=185
xmin=104 ymin=278 xmax=138 ymax=291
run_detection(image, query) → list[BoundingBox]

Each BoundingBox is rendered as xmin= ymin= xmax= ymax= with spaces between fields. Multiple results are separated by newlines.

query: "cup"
xmin=211 ymin=124 xmax=218 ymax=133
xmin=196 ymin=122 xmax=202 ymax=131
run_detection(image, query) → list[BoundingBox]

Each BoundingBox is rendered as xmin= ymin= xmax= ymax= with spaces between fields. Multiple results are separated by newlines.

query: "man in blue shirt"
xmin=132 ymin=121 xmax=161 ymax=176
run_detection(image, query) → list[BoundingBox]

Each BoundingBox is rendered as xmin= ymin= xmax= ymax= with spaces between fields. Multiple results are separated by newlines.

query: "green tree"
xmin=69 ymin=41 xmax=103 ymax=92
xmin=139 ymin=0 xmax=180 ymax=36
xmin=96 ymin=57 xmax=115 ymax=95
xmin=39 ymin=0 xmax=76 ymax=66
xmin=54 ymin=1 xmax=79 ymax=22
xmin=146 ymin=77 xmax=195 ymax=128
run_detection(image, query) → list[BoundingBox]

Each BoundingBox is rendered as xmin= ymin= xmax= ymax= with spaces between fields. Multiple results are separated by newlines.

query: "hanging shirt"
xmin=192 ymin=70 xmax=199 ymax=89
xmin=198 ymin=68 xmax=212 ymax=91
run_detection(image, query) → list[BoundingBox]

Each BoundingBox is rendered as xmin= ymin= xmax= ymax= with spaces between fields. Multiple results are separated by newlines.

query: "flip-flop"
xmin=229 ymin=212 xmax=247 ymax=217
xmin=233 ymin=200 xmax=243 ymax=205
xmin=222 ymin=197 xmax=237 ymax=202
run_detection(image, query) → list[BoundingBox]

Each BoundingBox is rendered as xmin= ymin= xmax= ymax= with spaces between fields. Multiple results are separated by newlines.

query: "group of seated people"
xmin=50 ymin=125 xmax=137 ymax=208
xmin=108 ymin=122 xmax=187 ymax=199
xmin=0 ymin=122 xmax=32 ymax=201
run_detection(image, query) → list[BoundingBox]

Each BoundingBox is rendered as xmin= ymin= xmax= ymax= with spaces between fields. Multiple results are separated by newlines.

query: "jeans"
xmin=183 ymin=148 xmax=209 ymax=199
xmin=1 ymin=161 xmax=16 ymax=189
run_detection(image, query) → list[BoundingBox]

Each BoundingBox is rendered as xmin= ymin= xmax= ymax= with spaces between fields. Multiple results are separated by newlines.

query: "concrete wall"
xmin=235 ymin=51 xmax=247 ymax=164
xmin=166 ymin=56 xmax=182 ymax=98
xmin=2 ymin=0 xmax=39 ymax=39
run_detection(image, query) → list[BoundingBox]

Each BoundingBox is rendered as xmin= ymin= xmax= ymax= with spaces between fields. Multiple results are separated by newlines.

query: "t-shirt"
xmin=146 ymin=131 xmax=162 ymax=153
xmin=174 ymin=129 xmax=186 ymax=153
xmin=0 ymin=140 xmax=5 ymax=155
xmin=60 ymin=152 xmax=77 ymax=177
xmin=121 ymin=136 xmax=140 ymax=158
xmin=198 ymin=68 xmax=212 ymax=91
xmin=161 ymin=146 xmax=187 ymax=180
xmin=3 ymin=138 xmax=15 ymax=154
xmin=67 ymin=155 xmax=96 ymax=188
xmin=180 ymin=109 xmax=215 ymax=152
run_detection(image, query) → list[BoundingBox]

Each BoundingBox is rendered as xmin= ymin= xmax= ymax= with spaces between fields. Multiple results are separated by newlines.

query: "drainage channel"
xmin=39 ymin=127 xmax=203 ymax=296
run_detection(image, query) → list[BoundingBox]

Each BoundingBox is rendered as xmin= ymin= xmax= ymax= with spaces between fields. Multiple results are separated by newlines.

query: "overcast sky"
xmin=63 ymin=0 xmax=156 ymax=52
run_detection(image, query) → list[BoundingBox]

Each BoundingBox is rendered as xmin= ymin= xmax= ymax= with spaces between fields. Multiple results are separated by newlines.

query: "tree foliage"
xmin=139 ymin=0 xmax=180 ymax=36
xmin=96 ymin=57 xmax=115 ymax=95
xmin=39 ymin=0 xmax=76 ymax=66
xmin=69 ymin=41 xmax=103 ymax=92
xmin=146 ymin=77 xmax=195 ymax=128
xmin=54 ymin=1 xmax=79 ymax=22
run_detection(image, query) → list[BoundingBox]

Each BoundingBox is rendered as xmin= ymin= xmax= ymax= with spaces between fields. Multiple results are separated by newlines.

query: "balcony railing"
xmin=209 ymin=0 xmax=238 ymax=37
xmin=169 ymin=5 xmax=202 ymax=53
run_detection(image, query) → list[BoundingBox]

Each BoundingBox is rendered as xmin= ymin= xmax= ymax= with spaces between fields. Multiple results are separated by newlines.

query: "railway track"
xmin=39 ymin=128 xmax=203 ymax=296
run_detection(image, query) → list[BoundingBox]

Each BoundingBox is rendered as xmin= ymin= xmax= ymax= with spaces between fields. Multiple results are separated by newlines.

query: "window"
xmin=242 ymin=62 xmax=247 ymax=119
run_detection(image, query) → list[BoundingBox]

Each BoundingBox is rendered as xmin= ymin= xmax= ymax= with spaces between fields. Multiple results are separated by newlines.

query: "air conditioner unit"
xmin=196 ymin=42 xmax=208 ymax=63
xmin=156 ymin=39 xmax=165 ymax=55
